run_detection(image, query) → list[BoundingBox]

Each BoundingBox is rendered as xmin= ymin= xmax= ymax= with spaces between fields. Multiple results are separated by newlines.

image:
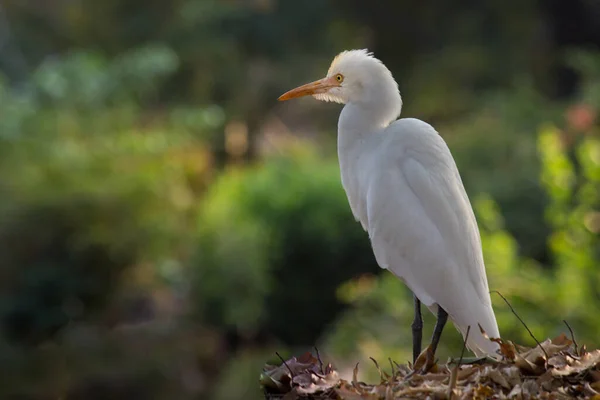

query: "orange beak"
xmin=278 ymin=76 xmax=339 ymax=101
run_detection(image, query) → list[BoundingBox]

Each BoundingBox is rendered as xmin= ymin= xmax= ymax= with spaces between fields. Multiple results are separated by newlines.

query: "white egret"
xmin=278 ymin=49 xmax=500 ymax=366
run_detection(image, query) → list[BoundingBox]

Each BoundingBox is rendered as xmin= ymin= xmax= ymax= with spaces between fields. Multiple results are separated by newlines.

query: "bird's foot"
xmin=411 ymin=345 xmax=437 ymax=375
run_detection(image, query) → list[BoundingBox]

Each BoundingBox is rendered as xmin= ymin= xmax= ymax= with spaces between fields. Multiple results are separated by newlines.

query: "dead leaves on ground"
xmin=261 ymin=333 xmax=600 ymax=399
xmin=260 ymin=352 xmax=340 ymax=398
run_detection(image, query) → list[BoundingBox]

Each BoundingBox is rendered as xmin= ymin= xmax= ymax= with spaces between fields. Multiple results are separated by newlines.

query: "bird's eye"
xmin=335 ymin=74 xmax=344 ymax=83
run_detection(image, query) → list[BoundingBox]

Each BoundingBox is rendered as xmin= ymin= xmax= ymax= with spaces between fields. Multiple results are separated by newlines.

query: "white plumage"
xmin=279 ymin=49 xmax=500 ymax=358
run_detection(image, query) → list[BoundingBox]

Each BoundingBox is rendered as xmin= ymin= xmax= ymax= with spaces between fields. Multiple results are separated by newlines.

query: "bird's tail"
xmin=453 ymin=305 xmax=501 ymax=357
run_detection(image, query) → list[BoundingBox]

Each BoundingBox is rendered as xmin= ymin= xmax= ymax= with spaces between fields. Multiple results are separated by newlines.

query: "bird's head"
xmin=279 ymin=49 xmax=402 ymax=124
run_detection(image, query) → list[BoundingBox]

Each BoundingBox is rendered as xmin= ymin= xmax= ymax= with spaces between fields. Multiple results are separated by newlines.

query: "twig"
xmin=563 ymin=320 xmax=579 ymax=356
xmin=352 ymin=363 xmax=360 ymax=386
xmin=448 ymin=326 xmax=470 ymax=400
xmin=370 ymin=357 xmax=386 ymax=381
xmin=308 ymin=370 xmax=326 ymax=380
xmin=388 ymin=357 xmax=395 ymax=377
xmin=276 ymin=352 xmax=294 ymax=379
xmin=314 ymin=346 xmax=325 ymax=374
xmin=492 ymin=290 xmax=548 ymax=361
xmin=393 ymin=359 xmax=411 ymax=379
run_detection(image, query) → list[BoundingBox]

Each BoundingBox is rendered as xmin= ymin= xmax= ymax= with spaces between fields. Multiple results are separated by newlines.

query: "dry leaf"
xmin=552 ymin=349 xmax=600 ymax=376
xmin=352 ymin=363 xmax=359 ymax=385
xmin=551 ymin=333 xmax=573 ymax=346
xmin=486 ymin=368 xmax=511 ymax=389
xmin=521 ymin=379 xmax=539 ymax=396
xmin=413 ymin=344 xmax=436 ymax=372
xmin=334 ymin=386 xmax=369 ymax=400
xmin=262 ymin=337 xmax=600 ymax=400
xmin=293 ymin=370 xmax=340 ymax=394
xmin=473 ymin=384 xmax=494 ymax=398
xmin=514 ymin=353 xmax=544 ymax=375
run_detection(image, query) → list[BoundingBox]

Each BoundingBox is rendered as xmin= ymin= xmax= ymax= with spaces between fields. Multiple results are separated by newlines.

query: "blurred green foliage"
xmin=0 ymin=0 xmax=599 ymax=399
xmin=192 ymin=147 xmax=377 ymax=345
xmin=0 ymin=41 xmax=220 ymax=398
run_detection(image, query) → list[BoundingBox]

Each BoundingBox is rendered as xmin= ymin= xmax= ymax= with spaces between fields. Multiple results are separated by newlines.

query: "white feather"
xmin=330 ymin=50 xmax=500 ymax=356
xmin=362 ymin=119 xmax=500 ymax=355
xmin=282 ymin=49 xmax=501 ymax=357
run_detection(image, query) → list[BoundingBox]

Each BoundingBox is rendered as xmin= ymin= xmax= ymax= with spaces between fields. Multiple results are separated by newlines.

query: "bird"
xmin=278 ymin=49 xmax=500 ymax=367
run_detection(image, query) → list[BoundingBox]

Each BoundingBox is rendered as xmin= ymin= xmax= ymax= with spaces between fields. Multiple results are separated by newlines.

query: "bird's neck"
xmin=337 ymin=99 xmax=398 ymax=149
xmin=337 ymin=103 xmax=382 ymax=185
xmin=337 ymin=81 xmax=402 ymax=176
xmin=337 ymin=82 xmax=402 ymax=148
xmin=338 ymin=104 xmax=377 ymax=150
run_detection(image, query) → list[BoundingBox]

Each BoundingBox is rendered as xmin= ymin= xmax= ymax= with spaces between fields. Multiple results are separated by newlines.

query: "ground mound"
xmin=261 ymin=333 xmax=600 ymax=399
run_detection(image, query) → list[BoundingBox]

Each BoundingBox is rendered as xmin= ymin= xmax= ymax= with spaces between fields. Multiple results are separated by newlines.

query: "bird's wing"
xmin=363 ymin=119 xmax=499 ymax=355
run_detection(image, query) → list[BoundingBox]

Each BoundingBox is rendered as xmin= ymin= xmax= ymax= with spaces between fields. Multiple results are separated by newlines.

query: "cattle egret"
xmin=279 ymin=49 xmax=500 ymax=367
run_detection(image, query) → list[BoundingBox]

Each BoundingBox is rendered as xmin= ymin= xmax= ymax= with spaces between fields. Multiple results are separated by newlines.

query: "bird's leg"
xmin=411 ymin=295 xmax=423 ymax=364
xmin=430 ymin=306 xmax=448 ymax=355
xmin=422 ymin=306 xmax=448 ymax=371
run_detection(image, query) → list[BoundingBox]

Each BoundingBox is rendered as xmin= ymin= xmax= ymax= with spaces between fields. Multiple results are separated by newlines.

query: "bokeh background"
xmin=1 ymin=0 xmax=599 ymax=398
